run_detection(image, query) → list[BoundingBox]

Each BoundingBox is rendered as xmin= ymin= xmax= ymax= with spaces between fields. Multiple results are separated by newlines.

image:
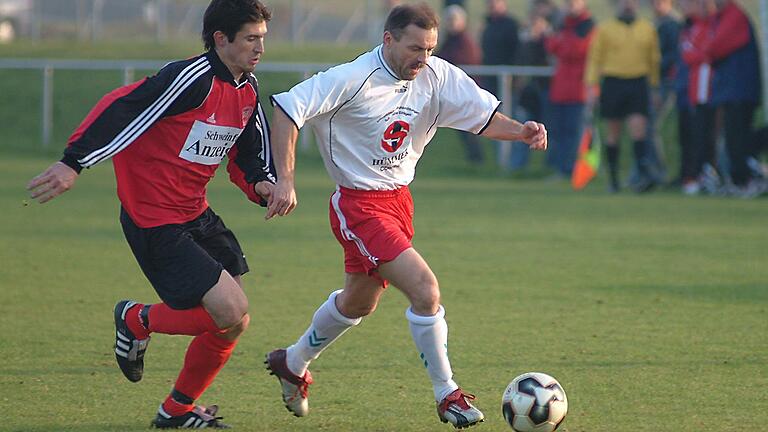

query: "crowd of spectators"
xmin=431 ymin=0 xmax=764 ymax=198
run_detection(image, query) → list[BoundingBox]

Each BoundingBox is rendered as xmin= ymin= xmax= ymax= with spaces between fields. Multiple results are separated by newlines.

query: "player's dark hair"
xmin=384 ymin=2 xmax=440 ymax=40
xmin=202 ymin=0 xmax=272 ymax=50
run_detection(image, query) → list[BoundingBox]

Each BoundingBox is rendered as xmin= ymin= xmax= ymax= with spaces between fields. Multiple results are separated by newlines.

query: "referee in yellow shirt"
xmin=586 ymin=0 xmax=661 ymax=192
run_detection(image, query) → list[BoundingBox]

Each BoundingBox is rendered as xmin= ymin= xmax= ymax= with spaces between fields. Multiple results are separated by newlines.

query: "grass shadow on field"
xmin=591 ymin=282 xmax=768 ymax=304
xmin=549 ymin=356 xmax=768 ymax=368
xmin=8 ymin=425 xmax=140 ymax=432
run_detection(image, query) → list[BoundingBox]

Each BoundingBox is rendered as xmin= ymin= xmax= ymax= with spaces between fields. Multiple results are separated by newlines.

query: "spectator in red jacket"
xmin=437 ymin=4 xmax=486 ymax=165
xmin=680 ymin=0 xmax=720 ymax=194
xmin=544 ymin=0 xmax=594 ymax=177
xmin=706 ymin=0 xmax=763 ymax=196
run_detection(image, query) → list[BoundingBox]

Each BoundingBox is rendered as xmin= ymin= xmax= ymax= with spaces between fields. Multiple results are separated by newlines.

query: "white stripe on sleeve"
xmin=78 ymin=57 xmax=211 ymax=167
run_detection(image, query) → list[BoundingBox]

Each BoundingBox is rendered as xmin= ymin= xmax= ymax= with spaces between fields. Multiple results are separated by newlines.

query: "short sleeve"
xmin=434 ymin=59 xmax=501 ymax=134
xmin=270 ymin=63 xmax=358 ymax=130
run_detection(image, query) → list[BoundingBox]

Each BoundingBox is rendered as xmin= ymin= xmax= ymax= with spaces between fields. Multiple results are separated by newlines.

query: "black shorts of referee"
xmin=120 ymin=207 xmax=249 ymax=310
xmin=600 ymin=76 xmax=650 ymax=119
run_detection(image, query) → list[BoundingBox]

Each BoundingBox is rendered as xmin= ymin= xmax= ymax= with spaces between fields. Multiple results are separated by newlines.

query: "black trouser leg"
xmin=691 ymin=104 xmax=717 ymax=176
xmin=678 ymin=106 xmax=696 ymax=180
xmin=606 ymin=145 xmax=620 ymax=190
xmin=460 ymin=131 xmax=484 ymax=164
xmin=723 ymin=102 xmax=756 ymax=185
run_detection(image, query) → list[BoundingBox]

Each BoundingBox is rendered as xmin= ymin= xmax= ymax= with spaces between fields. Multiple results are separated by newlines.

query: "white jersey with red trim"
xmin=271 ymin=45 xmax=500 ymax=190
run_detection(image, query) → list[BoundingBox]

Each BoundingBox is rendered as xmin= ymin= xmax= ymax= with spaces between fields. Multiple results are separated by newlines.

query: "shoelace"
xmin=297 ymin=371 xmax=314 ymax=398
xmin=193 ymin=405 xmax=225 ymax=423
xmin=441 ymin=390 xmax=476 ymax=411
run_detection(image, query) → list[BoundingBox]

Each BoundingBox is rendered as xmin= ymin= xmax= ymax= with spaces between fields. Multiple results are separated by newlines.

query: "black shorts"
xmin=600 ymin=76 xmax=650 ymax=119
xmin=120 ymin=207 xmax=249 ymax=310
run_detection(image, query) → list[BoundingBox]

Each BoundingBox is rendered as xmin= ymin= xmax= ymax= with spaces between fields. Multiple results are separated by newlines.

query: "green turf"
xmin=2 ymin=133 xmax=767 ymax=431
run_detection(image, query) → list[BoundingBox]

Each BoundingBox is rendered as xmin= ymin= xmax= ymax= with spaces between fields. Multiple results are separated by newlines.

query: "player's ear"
xmin=213 ymin=30 xmax=228 ymax=48
xmin=383 ymin=30 xmax=393 ymax=46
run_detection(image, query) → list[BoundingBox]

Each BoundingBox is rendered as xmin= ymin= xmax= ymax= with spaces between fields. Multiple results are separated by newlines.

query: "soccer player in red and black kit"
xmin=26 ymin=0 xmax=275 ymax=428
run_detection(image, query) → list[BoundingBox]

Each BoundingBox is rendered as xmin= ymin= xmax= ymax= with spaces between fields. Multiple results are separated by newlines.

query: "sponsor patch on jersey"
xmin=381 ymin=120 xmax=410 ymax=152
xmin=179 ymin=120 xmax=243 ymax=165
xmin=242 ymin=107 xmax=254 ymax=128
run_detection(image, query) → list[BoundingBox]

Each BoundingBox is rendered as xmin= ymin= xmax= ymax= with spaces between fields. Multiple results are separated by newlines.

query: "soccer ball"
xmin=501 ymin=372 xmax=568 ymax=432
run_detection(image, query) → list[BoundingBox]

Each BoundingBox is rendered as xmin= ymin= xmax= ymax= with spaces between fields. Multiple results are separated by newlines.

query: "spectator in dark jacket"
xmin=437 ymin=5 xmax=485 ymax=164
xmin=481 ymin=0 xmax=521 ymax=170
xmin=508 ymin=5 xmax=554 ymax=171
xmin=544 ymin=0 xmax=594 ymax=177
xmin=637 ymin=0 xmax=682 ymax=184
xmin=481 ymin=0 xmax=520 ymax=97
xmin=654 ymin=0 xmax=681 ymax=87
xmin=706 ymin=0 xmax=763 ymax=195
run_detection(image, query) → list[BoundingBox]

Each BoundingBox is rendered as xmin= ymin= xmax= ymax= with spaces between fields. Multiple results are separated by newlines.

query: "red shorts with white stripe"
xmin=329 ymin=186 xmax=414 ymax=283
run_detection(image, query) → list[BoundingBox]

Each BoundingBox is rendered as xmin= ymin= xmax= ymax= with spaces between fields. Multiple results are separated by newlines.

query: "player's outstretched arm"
xmin=265 ymin=106 xmax=299 ymax=220
xmin=26 ymin=162 xmax=79 ymax=204
xmin=480 ymin=112 xmax=548 ymax=151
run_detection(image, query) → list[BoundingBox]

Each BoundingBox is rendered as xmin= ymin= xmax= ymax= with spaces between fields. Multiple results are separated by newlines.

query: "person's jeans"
xmin=548 ymin=102 xmax=585 ymax=176
xmin=722 ymin=101 xmax=756 ymax=185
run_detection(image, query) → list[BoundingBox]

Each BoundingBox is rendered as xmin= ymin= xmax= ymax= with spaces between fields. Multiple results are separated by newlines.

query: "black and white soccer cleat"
xmin=113 ymin=300 xmax=150 ymax=382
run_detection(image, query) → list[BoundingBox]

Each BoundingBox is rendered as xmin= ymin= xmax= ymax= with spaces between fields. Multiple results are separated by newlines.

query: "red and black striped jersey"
xmin=61 ymin=50 xmax=275 ymax=228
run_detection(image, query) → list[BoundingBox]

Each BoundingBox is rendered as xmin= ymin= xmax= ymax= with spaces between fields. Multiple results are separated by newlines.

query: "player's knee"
xmin=236 ymin=312 xmax=251 ymax=333
xmin=338 ymin=296 xmax=378 ymax=318
xmin=345 ymin=301 xmax=378 ymax=318
xmin=217 ymin=299 xmax=249 ymax=330
xmin=220 ymin=313 xmax=250 ymax=341
xmin=411 ymin=289 xmax=440 ymax=315
xmin=413 ymin=294 xmax=440 ymax=314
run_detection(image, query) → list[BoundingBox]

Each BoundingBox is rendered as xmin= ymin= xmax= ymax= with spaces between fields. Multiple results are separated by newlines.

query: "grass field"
xmin=1 ymin=40 xmax=767 ymax=431
xmin=2 ymin=136 xmax=768 ymax=431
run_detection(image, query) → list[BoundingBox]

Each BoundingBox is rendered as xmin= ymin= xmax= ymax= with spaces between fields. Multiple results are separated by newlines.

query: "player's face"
xmin=216 ymin=20 xmax=267 ymax=81
xmin=383 ymin=24 xmax=438 ymax=81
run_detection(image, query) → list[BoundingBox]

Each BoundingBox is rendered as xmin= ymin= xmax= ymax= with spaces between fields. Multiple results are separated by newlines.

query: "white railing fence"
xmin=0 ymin=58 xmax=552 ymax=168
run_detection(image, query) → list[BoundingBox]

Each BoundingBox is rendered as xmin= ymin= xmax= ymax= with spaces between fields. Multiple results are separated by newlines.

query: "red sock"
xmin=124 ymin=304 xmax=150 ymax=340
xmin=148 ymin=303 xmax=222 ymax=336
xmin=161 ymin=395 xmax=195 ymax=417
xmin=170 ymin=332 xmax=238 ymax=408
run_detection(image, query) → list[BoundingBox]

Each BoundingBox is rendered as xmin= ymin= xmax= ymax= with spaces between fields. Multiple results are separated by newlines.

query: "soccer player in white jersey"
xmin=264 ymin=3 xmax=547 ymax=428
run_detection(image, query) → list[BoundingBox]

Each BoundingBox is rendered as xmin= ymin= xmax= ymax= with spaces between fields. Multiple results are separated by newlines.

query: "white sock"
xmin=406 ymin=305 xmax=459 ymax=402
xmin=286 ymin=290 xmax=361 ymax=376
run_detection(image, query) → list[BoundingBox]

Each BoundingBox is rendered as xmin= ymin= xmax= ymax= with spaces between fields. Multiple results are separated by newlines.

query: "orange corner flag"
xmin=571 ymin=123 xmax=601 ymax=190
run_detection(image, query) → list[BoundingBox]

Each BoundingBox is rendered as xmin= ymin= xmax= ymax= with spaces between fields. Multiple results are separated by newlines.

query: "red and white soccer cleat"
xmin=437 ymin=389 xmax=485 ymax=429
xmin=265 ymin=349 xmax=313 ymax=417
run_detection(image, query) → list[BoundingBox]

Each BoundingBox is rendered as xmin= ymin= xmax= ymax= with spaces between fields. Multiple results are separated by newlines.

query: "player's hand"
xmin=520 ymin=121 xmax=547 ymax=151
xmin=26 ymin=161 xmax=78 ymax=204
xmin=254 ymin=181 xmax=274 ymax=203
xmin=265 ymin=179 xmax=297 ymax=220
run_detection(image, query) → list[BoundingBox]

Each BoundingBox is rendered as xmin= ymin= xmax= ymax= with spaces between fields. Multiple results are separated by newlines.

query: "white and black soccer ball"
xmin=501 ymin=372 xmax=568 ymax=432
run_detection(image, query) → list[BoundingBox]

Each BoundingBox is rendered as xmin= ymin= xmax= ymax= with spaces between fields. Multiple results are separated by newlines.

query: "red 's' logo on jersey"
xmin=381 ymin=120 xmax=410 ymax=153
xmin=242 ymin=107 xmax=254 ymax=127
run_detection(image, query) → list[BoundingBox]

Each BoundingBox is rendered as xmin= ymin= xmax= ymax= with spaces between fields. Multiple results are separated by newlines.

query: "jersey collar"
xmin=206 ymin=50 xmax=249 ymax=88
xmin=376 ymin=44 xmax=405 ymax=83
